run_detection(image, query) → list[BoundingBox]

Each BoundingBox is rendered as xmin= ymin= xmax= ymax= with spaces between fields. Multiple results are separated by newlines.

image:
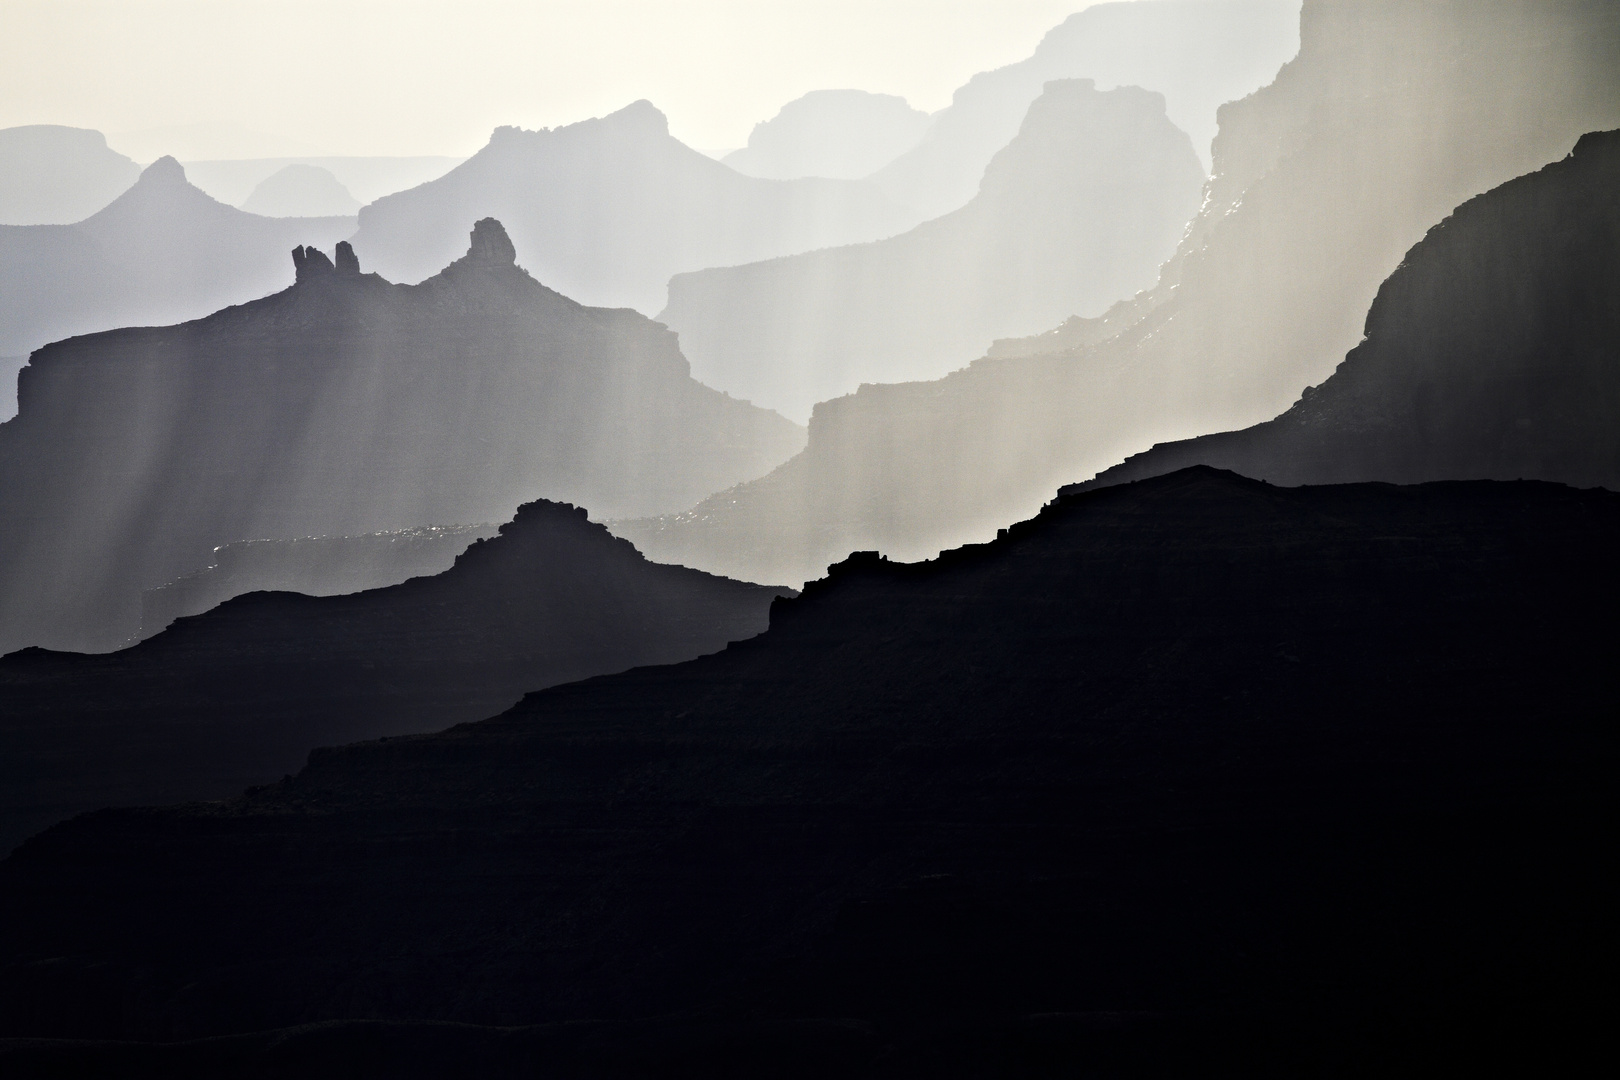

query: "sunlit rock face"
xmin=348 ymin=100 xmax=921 ymax=314
xmin=0 ymin=498 xmax=789 ymax=855
xmin=0 ymin=156 xmax=354 ymax=357
xmin=0 ymin=219 xmax=805 ymax=653
xmin=1081 ymin=129 xmax=1620 ymax=493
xmin=662 ymin=79 xmax=1207 ymax=422
xmin=614 ymin=0 xmax=1620 ymax=588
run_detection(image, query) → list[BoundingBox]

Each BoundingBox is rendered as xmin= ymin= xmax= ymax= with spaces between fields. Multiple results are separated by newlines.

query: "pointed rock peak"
xmin=334 ymin=240 xmax=361 ymax=275
xmin=466 ymin=217 xmax=517 ymax=267
xmin=291 ymin=244 xmax=335 ymax=283
xmin=604 ymin=99 xmax=669 ymax=136
xmin=138 ymin=155 xmax=188 ymax=185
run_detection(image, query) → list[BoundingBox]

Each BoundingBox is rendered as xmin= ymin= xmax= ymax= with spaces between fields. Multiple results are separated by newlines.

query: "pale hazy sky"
xmin=1 ymin=0 xmax=1114 ymax=160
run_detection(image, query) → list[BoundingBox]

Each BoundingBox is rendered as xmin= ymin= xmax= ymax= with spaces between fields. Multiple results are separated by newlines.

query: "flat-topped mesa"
xmin=291 ymin=240 xmax=364 ymax=283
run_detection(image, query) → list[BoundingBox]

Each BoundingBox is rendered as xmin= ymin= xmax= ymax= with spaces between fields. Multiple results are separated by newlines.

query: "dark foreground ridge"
xmin=1080 ymin=128 xmax=1620 ymax=493
xmin=1 ymin=467 xmax=1616 ymax=1075
xmin=0 ymin=499 xmax=789 ymax=855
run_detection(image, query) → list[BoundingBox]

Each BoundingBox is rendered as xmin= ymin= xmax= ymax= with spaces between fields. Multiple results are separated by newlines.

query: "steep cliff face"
xmin=0 ymin=499 xmax=788 ymax=855
xmin=349 ymin=101 xmax=920 ymax=314
xmin=662 ymin=80 xmax=1206 ymax=422
xmin=617 ymin=0 xmax=1620 ymax=586
xmin=722 ymin=89 xmax=929 ymax=181
xmin=0 ymin=156 xmax=354 ymax=356
xmin=1082 ymin=129 xmax=1620 ymax=492
xmin=0 ymin=220 xmax=804 ymax=653
xmin=2 ymin=469 xmax=1614 ymax=1072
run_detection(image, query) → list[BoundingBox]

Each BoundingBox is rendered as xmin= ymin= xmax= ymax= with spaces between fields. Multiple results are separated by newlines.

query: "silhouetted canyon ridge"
xmin=1 ymin=469 xmax=1613 ymax=1074
xmin=0 ymin=219 xmax=802 ymax=653
xmin=0 ymin=499 xmax=786 ymax=855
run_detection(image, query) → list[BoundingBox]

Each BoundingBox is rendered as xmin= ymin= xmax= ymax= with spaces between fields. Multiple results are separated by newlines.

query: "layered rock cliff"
xmin=0 ymin=219 xmax=803 ymax=652
xmin=616 ymin=0 xmax=1620 ymax=586
xmin=662 ymin=80 xmax=1206 ymax=422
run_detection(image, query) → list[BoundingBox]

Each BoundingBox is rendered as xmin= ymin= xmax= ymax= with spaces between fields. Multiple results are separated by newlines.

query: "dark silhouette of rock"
xmin=349 ymin=101 xmax=921 ymax=313
xmin=0 ymin=125 xmax=139 ymax=225
xmin=0 ymin=156 xmax=354 ymax=356
xmin=868 ymin=0 xmax=1302 ymax=217
xmin=0 ymin=468 xmax=1614 ymax=1075
xmin=663 ymin=80 xmax=1206 ymax=421
xmin=1079 ymin=130 xmax=1620 ymax=493
xmin=0 ymin=498 xmax=788 ymax=855
xmin=0 ymin=219 xmax=804 ymax=653
xmin=240 ymin=163 xmax=361 ymax=217
xmin=137 ymin=524 xmax=500 ymax=638
xmin=615 ymin=0 xmax=1620 ymax=587
xmin=722 ymin=89 xmax=930 ymax=180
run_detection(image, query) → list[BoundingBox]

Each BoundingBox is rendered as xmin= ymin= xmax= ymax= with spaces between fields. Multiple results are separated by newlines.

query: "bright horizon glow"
xmin=0 ymin=0 xmax=1117 ymax=160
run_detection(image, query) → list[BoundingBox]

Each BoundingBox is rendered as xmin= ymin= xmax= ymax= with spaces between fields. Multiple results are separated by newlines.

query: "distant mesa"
xmin=0 ymin=124 xmax=140 ymax=225
xmin=723 ymin=89 xmax=930 ymax=180
xmin=241 ymin=162 xmax=362 ymax=217
xmin=0 ymin=216 xmax=804 ymax=653
xmin=869 ymin=0 xmax=1303 ymax=218
xmin=0 ymin=153 xmax=355 ymax=357
xmin=349 ymin=99 xmax=921 ymax=313
xmin=665 ymin=79 xmax=1207 ymax=422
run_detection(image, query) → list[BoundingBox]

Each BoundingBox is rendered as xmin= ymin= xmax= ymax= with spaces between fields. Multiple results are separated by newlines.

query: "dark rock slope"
xmin=0 ymin=156 xmax=353 ymax=356
xmin=1081 ymin=129 xmax=1620 ymax=492
xmin=0 ymin=468 xmax=1615 ymax=1074
xmin=0 ymin=219 xmax=803 ymax=653
xmin=0 ymin=499 xmax=788 ymax=856
xmin=662 ymin=79 xmax=1206 ymax=421
xmin=616 ymin=0 xmax=1620 ymax=587
xmin=349 ymin=100 xmax=920 ymax=314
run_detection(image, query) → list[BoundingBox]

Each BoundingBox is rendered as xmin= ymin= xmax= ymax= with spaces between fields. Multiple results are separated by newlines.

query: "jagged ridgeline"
xmin=0 ymin=220 xmax=804 ymax=653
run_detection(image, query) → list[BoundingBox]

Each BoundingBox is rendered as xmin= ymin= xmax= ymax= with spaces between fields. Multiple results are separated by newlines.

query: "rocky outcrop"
xmin=1079 ymin=129 xmax=1620 ymax=493
xmin=0 ymin=156 xmax=355 ymax=356
xmin=616 ymin=0 xmax=1620 ymax=586
xmin=0 ymin=219 xmax=804 ymax=653
xmin=662 ymin=80 xmax=1206 ymax=421
xmin=349 ymin=101 xmax=921 ymax=313
xmin=1 ymin=468 xmax=1614 ymax=1073
xmin=0 ymin=498 xmax=789 ymax=854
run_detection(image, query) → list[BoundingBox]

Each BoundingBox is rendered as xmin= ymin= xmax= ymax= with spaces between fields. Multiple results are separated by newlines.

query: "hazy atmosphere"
xmin=1 ymin=2 xmax=1616 ymax=1075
